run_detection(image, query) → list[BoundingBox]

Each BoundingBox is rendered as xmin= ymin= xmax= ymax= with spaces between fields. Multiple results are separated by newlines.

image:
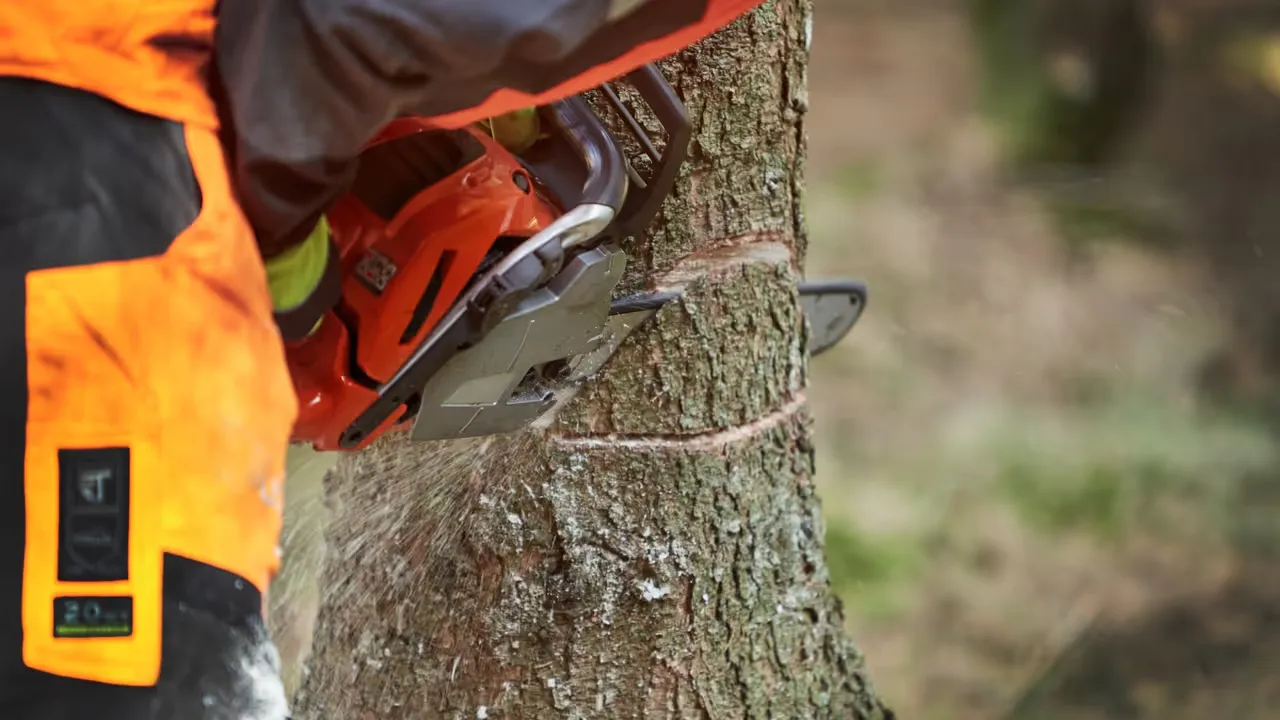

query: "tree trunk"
xmin=275 ymin=2 xmax=894 ymax=717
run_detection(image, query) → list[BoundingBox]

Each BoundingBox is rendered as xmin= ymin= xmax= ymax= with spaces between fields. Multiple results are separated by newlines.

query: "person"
xmin=0 ymin=1 xmax=763 ymax=717
xmin=0 ymin=1 xmax=297 ymax=718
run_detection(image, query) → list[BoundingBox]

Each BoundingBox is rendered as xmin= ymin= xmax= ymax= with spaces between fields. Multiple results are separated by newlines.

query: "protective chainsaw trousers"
xmin=0 ymin=76 xmax=297 ymax=720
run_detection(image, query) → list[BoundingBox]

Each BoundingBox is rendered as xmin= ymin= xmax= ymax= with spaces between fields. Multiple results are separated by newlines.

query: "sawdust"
xmin=269 ymin=445 xmax=337 ymax=698
xmin=328 ymin=432 xmax=510 ymax=609
xmin=272 ymin=433 xmax=518 ymax=703
xmin=232 ymin=632 xmax=292 ymax=720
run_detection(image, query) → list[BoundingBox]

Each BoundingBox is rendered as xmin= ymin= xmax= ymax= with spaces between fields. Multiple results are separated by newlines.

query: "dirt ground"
xmin=804 ymin=2 xmax=1280 ymax=718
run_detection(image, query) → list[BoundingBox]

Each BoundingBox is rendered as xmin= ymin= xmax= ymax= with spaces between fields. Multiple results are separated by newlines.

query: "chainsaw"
xmin=286 ymin=64 xmax=868 ymax=452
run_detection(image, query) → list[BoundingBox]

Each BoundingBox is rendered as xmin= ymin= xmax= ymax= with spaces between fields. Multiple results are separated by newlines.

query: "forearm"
xmin=213 ymin=0 xmax=621 ymax=259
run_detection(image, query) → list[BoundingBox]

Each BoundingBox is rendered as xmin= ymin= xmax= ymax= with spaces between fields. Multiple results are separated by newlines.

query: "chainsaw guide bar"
xmin=565 ymin=278 xmax=868 ymax=383
xmin=394 ymin=271 xmax=868 ymax=445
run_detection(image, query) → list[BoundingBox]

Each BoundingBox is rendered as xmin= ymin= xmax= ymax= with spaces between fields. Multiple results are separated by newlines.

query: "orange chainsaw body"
xmin=287 ymin=65 xmax=694 ymax=452
xmin=287 ymin=119 xmax=561 ymax=451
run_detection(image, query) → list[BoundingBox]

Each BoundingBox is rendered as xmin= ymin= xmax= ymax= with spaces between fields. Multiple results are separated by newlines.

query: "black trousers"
xmin=0 ymin=76 xmax=290 ymax=719
xmin=1 ymin=601 xmax=287 ymax=720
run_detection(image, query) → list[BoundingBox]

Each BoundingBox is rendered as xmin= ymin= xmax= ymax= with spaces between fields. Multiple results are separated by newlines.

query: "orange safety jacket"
xmin=0 ymin=1 xmax=221 ymax=130
xmin=215 ymin=0 xmax=768 ymax=259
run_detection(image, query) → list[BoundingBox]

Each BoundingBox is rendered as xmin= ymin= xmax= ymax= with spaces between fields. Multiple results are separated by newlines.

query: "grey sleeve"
xmin=213 ymin=0 xmax=620 ymax=258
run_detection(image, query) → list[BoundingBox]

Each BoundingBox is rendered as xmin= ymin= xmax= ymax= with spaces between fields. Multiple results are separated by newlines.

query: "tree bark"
xmin=276 ymin=2 xmax=894 ymax=717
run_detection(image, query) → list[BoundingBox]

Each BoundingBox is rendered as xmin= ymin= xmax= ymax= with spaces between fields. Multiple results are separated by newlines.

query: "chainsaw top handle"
xmin=543 ymin=98 xmax=627 ymax=216
xmin=518 ymin=63 xmax=691 ymax=246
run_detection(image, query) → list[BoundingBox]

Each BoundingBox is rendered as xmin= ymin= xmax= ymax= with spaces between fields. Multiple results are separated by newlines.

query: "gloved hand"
xmin=264 ymin=215 xmax=342 ymax=342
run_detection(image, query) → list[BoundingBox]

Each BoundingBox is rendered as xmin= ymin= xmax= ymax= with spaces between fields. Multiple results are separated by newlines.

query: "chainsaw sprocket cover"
xmin=408 ymin=244 xmax=627 ymax=440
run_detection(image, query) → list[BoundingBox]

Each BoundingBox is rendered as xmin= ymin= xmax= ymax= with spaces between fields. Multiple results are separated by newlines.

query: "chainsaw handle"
xmin=543 ymin=97 xmax=627 ymax=213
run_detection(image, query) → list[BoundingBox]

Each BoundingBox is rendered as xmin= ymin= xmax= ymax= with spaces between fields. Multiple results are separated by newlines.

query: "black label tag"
xmin=353 ymin=249 xmax=397 ymax=296
xmin=53 ymin=596 xmax=134 ymax=638
xmin=57 ymin=448 xmax=130 ymax=582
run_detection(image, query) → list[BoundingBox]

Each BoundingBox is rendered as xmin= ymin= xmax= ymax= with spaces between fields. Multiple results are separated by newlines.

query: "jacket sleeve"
xmin=212 ymin=0 xmax=744 ymax=259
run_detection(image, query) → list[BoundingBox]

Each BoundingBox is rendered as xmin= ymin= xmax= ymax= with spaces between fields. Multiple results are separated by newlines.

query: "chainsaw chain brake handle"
xmin=602 ymin=64 xmax=693 ymax=243
xmin=335 ymin=63 xmax=692 ymax=449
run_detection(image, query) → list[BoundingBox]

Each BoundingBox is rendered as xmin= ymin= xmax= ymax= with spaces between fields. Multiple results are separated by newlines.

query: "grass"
xmin=835 ymin=160 xmax=887 ymax=201
xmin=986 ymin=392 xmax=1275 ymax=544
xmin=1044 ymin=196 xmax=1172 ymax=249
xmin=819 ymin=380 xmax=1276 ymax=583
xmin=814 ymin=353 xmax=1279 ymax=716
xmin=824 ymin=523 xmax=925 ymax=621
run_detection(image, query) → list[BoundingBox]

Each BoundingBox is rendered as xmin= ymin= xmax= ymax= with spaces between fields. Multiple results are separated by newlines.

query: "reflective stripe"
xmin=266 ymin=217 xmax=333 ymax=313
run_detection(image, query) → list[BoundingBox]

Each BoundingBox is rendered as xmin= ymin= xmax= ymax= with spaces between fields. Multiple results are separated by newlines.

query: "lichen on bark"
xmin=284 ymin=1 xmax=893 ymax=718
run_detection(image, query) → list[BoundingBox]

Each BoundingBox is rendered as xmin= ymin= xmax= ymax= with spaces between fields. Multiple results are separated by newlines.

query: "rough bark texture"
xmin=284 ymin=2 xmax=893 ymax=717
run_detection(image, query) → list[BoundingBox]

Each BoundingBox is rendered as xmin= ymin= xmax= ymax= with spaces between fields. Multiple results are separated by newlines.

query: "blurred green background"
xmin=805 ymin=1 xmax=1280 ymax=718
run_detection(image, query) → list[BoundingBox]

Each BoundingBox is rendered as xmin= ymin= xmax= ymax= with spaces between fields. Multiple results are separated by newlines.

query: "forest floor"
xmin=805 ymin=2 xmax=1280 ymax=718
